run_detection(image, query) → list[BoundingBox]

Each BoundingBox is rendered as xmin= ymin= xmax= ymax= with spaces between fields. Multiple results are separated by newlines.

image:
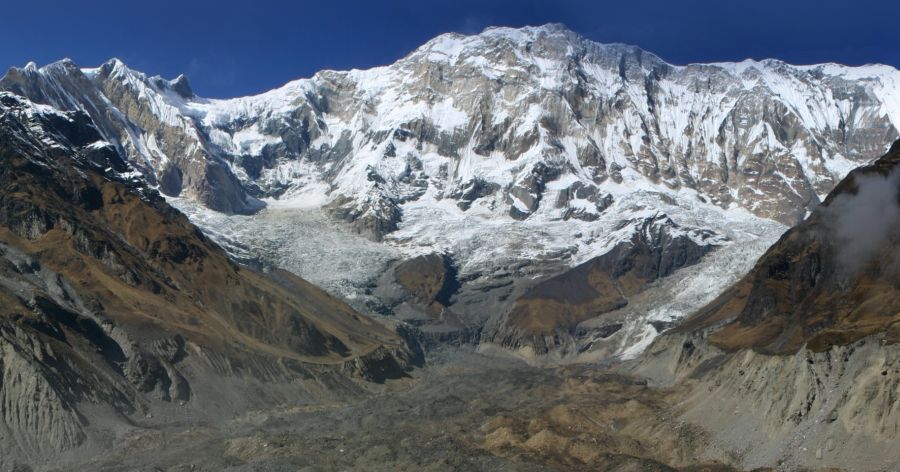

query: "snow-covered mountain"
xmin=4 ymin=23 xmax=899 ymax=358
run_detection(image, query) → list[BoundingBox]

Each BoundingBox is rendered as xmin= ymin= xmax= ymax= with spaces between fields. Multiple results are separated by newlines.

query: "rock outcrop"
xmin=486 ymin=213 xmax=723 ymax=354
xmin=393 ymin=253 xmax=460 ymax=313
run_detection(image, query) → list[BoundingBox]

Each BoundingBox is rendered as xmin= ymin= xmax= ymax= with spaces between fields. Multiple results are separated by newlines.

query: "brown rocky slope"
xmin=0 ymin=92 xmax=420 ymax=468
xmin=632 ymin=140 xmax=900 ymax=471
xmin=677 ymin=139 xmax=900 ymax=354
xmin=486 ymin=213 xmax=722 ymax=355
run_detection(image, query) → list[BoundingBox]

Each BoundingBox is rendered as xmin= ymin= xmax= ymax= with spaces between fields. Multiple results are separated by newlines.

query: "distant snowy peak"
xmin=89 ymin=58 xmax=194 ymax=99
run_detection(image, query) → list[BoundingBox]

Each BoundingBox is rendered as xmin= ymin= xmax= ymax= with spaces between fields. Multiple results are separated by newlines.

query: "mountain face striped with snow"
xmin=3 ymin=24 xmax=899 ymax=358
xmin=4 ymin=24 xmax=899 ymax=233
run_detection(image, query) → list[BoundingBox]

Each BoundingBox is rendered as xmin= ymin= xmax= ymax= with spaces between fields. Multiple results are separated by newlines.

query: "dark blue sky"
xmin=6 ymin=0 xmax=899 ymax=97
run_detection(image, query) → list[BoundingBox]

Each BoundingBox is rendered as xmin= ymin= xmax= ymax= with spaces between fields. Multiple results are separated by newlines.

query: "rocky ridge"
xmin=630 ymin=140 xmax=900 ymax=471
xmin=0 ymin=92 xmax=419 ymax=469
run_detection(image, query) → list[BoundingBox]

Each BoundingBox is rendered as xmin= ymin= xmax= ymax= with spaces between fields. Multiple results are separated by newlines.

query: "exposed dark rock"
xmin=325 ymin=194 xmax=402 ymax=241
xmin=488 ymin=214 xmax=720 ymax=350
xmin=157 ymin=164 xmax=183 ymax=197
xmin=449 ymin=178 xmax=500 ymax=211
xmin=393 ymin=253 xmax=460 ymax=313
xmin=506 ymin=162 xmax=561 ymax=219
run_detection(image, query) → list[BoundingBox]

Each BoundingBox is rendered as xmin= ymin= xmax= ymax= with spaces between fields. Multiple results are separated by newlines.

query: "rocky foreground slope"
xmin=2 ymin=24 xmax=899 ymax=358
xmin=632 ymin=140 xmax=900 ymax=471
xmin=0 ymin=92 xmax=419 ymax=470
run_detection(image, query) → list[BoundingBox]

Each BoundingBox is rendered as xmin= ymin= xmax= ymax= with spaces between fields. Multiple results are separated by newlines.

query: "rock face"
xmin=630 ymin=140 xmax=900 ymax=471
xmin=393 ymin=253 xmax=460 ymax=313
xmin=0 ymin=93 xmax=419 ymax=468
xmin=0 ymin=59 xmax=258 ymax=214
xmin=678 ymin=139 xmax=900 ymax=354
xmin=636 ymin=331 xmax=900 ymax=471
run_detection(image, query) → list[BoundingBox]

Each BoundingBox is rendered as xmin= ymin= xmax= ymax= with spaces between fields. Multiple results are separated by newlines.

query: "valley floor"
xmin=55 ymin=347 xmax=745 ymax=472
